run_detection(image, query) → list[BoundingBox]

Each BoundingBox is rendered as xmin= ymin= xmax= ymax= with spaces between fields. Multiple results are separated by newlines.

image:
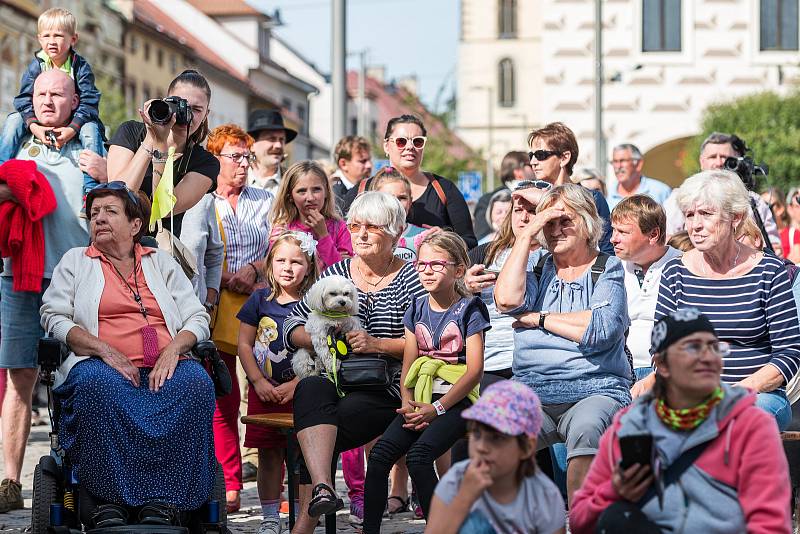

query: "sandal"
xmin=91 ymin=503 xmax=129 ymax=528
xmin=384 ymin=495 xmax=408 ymax=517
xmin=308 ymin=483 xmax=343 ymax=517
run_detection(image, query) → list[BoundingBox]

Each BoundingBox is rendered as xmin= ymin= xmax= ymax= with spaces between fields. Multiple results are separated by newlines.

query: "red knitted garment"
xmin=0 ymin=159 xmax=57 ymax=292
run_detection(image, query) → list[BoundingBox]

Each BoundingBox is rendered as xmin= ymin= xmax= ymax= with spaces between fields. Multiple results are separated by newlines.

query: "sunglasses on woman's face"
xmin=88 ymin=180 xmax=140 ymax=207
xmin=389 ymin=136 xmax=427 ymax=150
xmin=347 ymin=222 xmax=387 ymax=235
xmin=528 ymin=149 xmax=562 ymax=162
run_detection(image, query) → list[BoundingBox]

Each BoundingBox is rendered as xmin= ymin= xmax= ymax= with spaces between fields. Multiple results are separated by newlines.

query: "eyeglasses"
xmin=87 ymin=180 xmax=140 ymax=208
xmin=347 ymin=222 xmax=387 ymax=234
xmin=388 ymin=136 xmax=427 ymax=150
xmin=528 ymin=150 xmax=561 ymax=162
xmin=514 ymin=180 xmax=552 ymax=192
xmin=413 ymin=260 xmax=456 ymax=273
xmin=218 ymin=152 xmax=254 ymax=165
xmin=678 ymin=340 xmax=730 ymax=357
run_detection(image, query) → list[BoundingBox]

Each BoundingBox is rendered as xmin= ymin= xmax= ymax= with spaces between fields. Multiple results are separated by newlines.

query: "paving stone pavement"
xmin=0 ymin=418 xmax=425 ymax=533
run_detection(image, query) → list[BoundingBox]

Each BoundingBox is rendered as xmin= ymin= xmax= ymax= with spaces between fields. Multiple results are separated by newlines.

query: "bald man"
xmin=0 ymin=69 xmax=92 ymax=511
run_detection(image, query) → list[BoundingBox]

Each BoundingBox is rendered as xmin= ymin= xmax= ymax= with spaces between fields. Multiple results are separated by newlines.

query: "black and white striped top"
xmin=283 ymin=259 xmax=426 ymax=351
xmin=655 ymin=254 xmax=800 ymax=385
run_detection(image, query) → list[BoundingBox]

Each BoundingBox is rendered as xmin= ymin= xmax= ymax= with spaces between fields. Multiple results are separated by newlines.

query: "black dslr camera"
xmin=724 ymin=155 xmax=768 ymax=192
xmin=148 ymin=96 xmax=193 ymax=126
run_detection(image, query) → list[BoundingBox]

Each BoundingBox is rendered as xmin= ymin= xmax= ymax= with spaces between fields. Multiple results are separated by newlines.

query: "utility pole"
xmin=594 ymin=0 xmax=605 ymax=170
xmin=332 ymin=0 xmax=346 ymax=151
xmin=487 ymin=86 xmax=494 ymax=189
xmin=358 ymin=49 xmax=367 ymax=137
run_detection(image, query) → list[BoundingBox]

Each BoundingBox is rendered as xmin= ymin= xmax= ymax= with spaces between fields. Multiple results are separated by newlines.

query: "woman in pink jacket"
xmin=570 ymin=308 xmax=791 ymax=534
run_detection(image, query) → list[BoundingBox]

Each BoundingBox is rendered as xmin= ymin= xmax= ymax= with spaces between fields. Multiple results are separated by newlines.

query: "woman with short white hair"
xmin=654 ymin=170 xmax=800 ymax=431
xmin=494 ymin=183 xmax=631 ymax=505
xmin=284 ymin=191 xmax=426 ymax=533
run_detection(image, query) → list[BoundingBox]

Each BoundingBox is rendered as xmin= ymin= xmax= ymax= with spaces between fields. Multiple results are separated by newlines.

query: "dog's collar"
xmin=314 ymin=309 xmax=351 ymax=319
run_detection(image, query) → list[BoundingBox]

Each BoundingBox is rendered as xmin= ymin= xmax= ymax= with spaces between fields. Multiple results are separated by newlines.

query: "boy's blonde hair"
xmin=38 ymin=8 xmax=77 ymax=35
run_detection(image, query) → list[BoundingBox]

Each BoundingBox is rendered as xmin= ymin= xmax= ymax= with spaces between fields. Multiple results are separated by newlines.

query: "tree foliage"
xmin=96 ymin=75 xmax=132 ymax=138
xmin=683 ymin=91 xmax=800 ymax=192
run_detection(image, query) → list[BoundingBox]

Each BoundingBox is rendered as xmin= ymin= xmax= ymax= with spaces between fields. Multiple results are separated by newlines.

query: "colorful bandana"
xmin=656 ymin=386 xmax=724 ymax=431
xmin=462 ymin=380 xmax=543 ymax=437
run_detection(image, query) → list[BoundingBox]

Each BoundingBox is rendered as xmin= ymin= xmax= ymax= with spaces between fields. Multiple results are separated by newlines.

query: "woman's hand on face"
xmin=521 ymin=206 xmax=566 ymax=241
xmin=100 ymin=344 xmax=140 ymax=387
xmin=346 ymin=331 xmax=378 ymax=353
xmin=611 ymin=463 xmax=653 ymax=502
xmin=465 ymin=264 xmax=496 ymax=294
xmin=149 ymin=343 xmax=181 ymax=392
xmin=302 ymin=209 xmax=329 ymax=238
xmin=253 ymin=376 xmax=282 ymax=404
xmin=228 ymin=265 xmax=257 ymax=294
xmin=139 ymin=100 xmax=175 ymax=146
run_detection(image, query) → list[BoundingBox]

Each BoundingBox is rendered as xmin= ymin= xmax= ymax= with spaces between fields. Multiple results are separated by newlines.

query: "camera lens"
xmin=148 ymin=100 xmax=173 ymax=125
xmin=723 ymin=157 xmax=739 ymax=171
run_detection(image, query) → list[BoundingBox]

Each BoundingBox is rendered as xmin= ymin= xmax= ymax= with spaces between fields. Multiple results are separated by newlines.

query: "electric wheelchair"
xmin=30 ymin=337 xmax=232 ymax=534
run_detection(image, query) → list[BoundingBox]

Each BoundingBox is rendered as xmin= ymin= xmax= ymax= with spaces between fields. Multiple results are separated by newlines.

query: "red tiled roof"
xmin=346 ymin=71 xmax=474 ymax=160
xmin=184 ymin=0 xmax=263 ymax=17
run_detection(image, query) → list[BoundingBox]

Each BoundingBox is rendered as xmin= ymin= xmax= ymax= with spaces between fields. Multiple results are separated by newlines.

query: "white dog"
xmin=292 ymin=275 xmax=364 ymax=379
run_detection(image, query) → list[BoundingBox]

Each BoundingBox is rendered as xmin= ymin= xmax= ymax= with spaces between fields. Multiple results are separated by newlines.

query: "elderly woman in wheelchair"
xmin=37 ymin=182 xmax=225 ymax=533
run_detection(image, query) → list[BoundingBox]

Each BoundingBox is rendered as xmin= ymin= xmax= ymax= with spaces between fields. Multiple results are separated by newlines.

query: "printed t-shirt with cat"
xmin=403 ymin=295 xmax=490 ymax=393
xmin=237 ymin=288 xmax=298 ymax=383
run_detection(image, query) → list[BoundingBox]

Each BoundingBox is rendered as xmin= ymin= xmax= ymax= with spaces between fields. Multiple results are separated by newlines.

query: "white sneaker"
xmin=257 ymin=516 xmax=283 ymax=534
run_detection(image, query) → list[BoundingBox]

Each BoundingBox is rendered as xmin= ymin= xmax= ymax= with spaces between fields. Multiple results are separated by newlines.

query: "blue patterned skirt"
xmin=54 ymin=358 xmax=216 ymax=510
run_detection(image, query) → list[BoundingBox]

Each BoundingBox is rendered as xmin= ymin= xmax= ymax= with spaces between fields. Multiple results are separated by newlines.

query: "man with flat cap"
xmin=247 ymin=109 xmax=297 ymax=195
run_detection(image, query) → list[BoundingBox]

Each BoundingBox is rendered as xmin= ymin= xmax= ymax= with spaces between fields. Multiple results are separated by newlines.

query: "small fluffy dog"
xmin=292 ymin=275 xmax=363 ymax=379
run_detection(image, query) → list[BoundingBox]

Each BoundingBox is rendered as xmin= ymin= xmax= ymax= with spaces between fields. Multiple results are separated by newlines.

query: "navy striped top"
xmin=655 ymin=254 xmax=800 ymax=385
xmin=283 ymin=259 xmax=426 ymax=352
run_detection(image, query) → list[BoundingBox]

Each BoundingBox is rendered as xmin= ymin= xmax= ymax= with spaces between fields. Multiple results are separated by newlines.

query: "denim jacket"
xmin=14 ymin=49 xmax=102 ymax=133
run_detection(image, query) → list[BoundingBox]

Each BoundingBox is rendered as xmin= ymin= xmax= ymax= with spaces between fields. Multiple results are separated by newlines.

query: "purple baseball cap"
xmin=462 ymin=381 xmax=543 ymax=437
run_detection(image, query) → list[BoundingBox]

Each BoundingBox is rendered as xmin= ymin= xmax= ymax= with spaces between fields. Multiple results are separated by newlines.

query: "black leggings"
xmin=292 ymin=376 xmax=400 ymax=484
xmin=362 ymin=396 xmax=471 ymax=534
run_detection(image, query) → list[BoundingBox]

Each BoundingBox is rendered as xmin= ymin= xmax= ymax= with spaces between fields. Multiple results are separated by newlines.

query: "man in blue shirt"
xmin=606 ymin=143 xmax=672 ymax=209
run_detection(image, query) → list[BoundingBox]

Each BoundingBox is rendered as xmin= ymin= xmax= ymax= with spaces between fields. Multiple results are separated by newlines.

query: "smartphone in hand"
xmin=619 ymin=434 xmax=653 ymax=469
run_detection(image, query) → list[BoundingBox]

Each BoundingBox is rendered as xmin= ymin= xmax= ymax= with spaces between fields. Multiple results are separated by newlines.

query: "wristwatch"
xmin=203 ymin=301 xmax=215 ymax=312
xmin=432 ymin=400 xmax=446 ymax=416
xmin=539 ymin=311 xmax=550 ymax=330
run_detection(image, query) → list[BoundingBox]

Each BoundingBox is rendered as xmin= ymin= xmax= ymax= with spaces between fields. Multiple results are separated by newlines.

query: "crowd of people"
xmin=0 ymin=6 xmax=799 ymax=534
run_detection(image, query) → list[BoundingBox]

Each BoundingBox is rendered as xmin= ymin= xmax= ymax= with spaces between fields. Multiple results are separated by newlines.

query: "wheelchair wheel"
xmin=31 ymin=457 xmax=60 ymax=534
xmin=212 ymin=461 xmax=227 ymax=527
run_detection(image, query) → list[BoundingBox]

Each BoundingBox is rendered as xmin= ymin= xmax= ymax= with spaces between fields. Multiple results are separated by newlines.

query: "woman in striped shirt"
xmin=284 ymin=191 xmax=426 ymax=533
xmin=654 ymin=170 xmax=800 ymax=431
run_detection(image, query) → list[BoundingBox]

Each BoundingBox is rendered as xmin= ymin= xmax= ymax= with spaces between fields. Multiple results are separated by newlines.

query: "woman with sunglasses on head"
xmin=184 ymin=124 xmax=273 ymax=512
xmin=527 ymin=122 xmax=614 ymax=255
xmin=284 ymin=191 xmax=427 ymax=533
xmin=107 ymin=70 xmax=219 ymax=237
xmin=40 ymin=182 xmax=216 ymax=524
xmin=571 ymin=308 xmax=791 ymax=534
xmin=341 ymin=114 xmax=478 ymax=249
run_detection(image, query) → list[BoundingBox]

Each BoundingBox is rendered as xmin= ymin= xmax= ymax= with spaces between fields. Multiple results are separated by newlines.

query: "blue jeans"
xmin=755 ymin=389 xmax=792 ymax=431
xmin=0 ymin=112 xmax=104 ymax=195
xmin=634 ymin=366 xmax=653 ymax=382
xmin=0 ymin=276 xmax=50 ymax=368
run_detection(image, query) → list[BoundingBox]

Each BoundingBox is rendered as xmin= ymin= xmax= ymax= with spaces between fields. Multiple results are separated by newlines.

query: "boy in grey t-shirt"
xmin=427 ymin=381 xmax=566 ymax=534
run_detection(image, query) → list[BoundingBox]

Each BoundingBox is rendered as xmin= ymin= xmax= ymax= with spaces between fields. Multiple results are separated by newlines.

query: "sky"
xmin=249 ymin=0 xmax=459 ymax=111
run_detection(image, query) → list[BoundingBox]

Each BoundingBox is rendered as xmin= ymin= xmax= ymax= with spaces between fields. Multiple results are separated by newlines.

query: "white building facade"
xmin=457 ymin=0 xmax=800 ymax=185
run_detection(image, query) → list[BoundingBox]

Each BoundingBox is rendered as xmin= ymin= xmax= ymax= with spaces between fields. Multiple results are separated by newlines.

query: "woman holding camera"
xmin=570 ymin=308 xmax=791 ymax=534
xmin=107 ymin=70 xmax=219 ymax=237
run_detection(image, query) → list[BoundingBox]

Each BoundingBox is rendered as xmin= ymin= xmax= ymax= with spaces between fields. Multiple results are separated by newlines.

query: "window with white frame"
xmin=498 ymin=58 xmax=515 ymax=107
xmin=761 ymin=0 xmax=799 ymax=50
xmin=642 ymin=0 xmax=681 ymax=52
xmin=498 ymin=0 xmax=516 ymax=38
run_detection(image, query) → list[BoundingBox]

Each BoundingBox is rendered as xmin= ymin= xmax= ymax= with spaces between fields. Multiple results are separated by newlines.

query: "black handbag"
xmin=194 ymin=340 xmax=232 ymax=398
xmin=337 ymin=356 xmax=398 ymax=392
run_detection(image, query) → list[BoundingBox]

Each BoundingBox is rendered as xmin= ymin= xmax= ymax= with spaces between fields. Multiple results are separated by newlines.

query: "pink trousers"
xmin=213 ymin=352 xmax=242 ymax=491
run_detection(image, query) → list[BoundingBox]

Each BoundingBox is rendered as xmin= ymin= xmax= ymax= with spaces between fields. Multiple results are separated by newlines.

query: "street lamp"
xmin=471 ymin=85 xmax=495 ymax=189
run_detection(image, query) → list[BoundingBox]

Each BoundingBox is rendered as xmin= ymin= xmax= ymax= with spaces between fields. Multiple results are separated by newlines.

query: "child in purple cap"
xmin=426 ymin=381 xmax=566 ymax=534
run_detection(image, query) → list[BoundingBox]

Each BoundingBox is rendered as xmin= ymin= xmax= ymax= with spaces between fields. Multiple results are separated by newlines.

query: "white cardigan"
xmin=40 ymin=246 xmax=211 ymax=388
